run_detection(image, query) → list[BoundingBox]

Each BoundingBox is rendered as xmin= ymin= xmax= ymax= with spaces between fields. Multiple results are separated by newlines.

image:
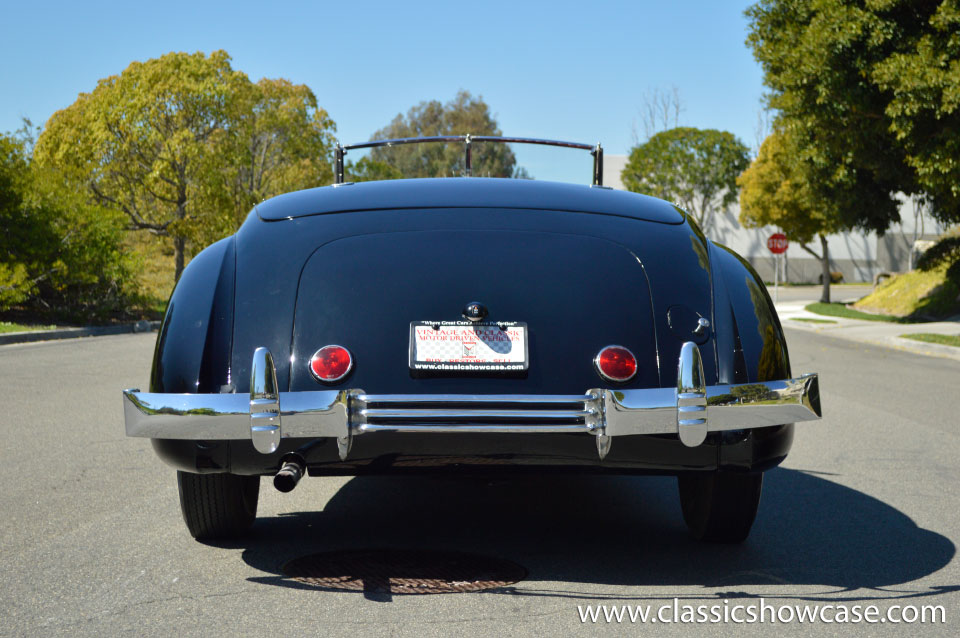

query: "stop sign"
xmin=767 ymin=233 xmax=788 ymax=254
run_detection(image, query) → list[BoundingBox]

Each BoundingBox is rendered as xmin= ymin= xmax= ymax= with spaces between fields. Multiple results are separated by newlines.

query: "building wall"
xmin=605 ymin=155 xmax=949 ymax=283
xmin=603 ymin=154 xmax=629 ymax=190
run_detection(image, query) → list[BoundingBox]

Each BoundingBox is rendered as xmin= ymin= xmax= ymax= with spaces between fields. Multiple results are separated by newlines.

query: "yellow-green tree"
xmin=35 ymin=51 xmax=335 ymax=282
xmin=217 ymin=77 xmax=336 ymax=236
xmin=738 ymin=131 xmax=846 ymax=302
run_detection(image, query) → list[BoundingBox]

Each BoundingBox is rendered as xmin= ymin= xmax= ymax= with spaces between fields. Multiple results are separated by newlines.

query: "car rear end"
xmin=130 ymin=179 xmax=818 ymax=477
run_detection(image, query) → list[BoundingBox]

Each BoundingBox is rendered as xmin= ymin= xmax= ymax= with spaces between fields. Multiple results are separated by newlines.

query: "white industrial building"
xmin=603 ymin=155 xmax=950 ymax=284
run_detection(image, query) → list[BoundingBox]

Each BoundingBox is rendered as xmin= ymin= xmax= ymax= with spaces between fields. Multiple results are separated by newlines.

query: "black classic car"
xmin=123 ymin=136 xmax=821 ymax=543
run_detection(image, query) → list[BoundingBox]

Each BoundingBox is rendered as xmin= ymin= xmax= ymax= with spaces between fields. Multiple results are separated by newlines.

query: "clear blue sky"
xmin=0 ymin=0 xmax=766 ymax=184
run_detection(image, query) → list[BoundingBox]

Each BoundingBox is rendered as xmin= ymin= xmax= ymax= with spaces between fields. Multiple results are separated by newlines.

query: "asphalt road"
xmin=1 ymin=330 xmax=958 ymax=637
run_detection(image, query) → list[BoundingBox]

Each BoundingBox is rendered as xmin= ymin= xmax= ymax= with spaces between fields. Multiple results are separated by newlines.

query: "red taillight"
xmin=309 ymin=345 xmax=353 ymax=383
xmin=595 ymin=345 xmax=637 ymax=382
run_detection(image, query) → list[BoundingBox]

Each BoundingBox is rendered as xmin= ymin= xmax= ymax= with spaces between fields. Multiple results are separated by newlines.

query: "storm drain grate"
xmin=281 ymin=549 xmax=527 ymax=594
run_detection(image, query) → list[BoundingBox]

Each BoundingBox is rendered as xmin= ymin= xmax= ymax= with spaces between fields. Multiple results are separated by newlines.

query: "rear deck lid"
xmin=289 ymin=230 xmax=660 ymax=394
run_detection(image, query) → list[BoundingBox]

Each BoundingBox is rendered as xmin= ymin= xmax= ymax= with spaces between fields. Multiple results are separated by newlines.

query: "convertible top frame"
xmin=333 ymin=135 xmax=604 ymax=186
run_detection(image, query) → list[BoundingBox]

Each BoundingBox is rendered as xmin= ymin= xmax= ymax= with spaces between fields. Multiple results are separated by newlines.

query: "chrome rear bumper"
xmin=124 ymin=342 xmax=821 ymax=461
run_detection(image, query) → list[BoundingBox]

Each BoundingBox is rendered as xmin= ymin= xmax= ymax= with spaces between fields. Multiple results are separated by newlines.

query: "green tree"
xmin=738 ymin=131 xmax=848 ymax=302
xmin=745 ymin=0 xmax=960 ymax=234
xmin=365 ymin=90 xmax=525 ymax=178
xmin=731 ymin=383 xmax=775 ymax=402
xmin=34 ymin=51 xmax=336 ymax=282
xmin=872 ymin=3 xmax=960 ymax=216
xmin=0 ymin=132 xmax=34 ymax=308
xmin=345 ymin=156 xmax=403 ymax=182
xmin=1 ymin=129 xmax=135 ymax=317
xmin=621 ymin=127 xmax=750 ymax=235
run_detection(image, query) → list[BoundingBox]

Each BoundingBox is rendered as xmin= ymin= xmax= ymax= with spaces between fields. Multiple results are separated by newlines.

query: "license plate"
xmin=409 ymin=321 xmax=528 ymax=372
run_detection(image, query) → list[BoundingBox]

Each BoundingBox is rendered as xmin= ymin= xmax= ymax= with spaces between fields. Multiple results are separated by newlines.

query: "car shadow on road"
xmin=227 ymin=467 xmax=957 ymax=602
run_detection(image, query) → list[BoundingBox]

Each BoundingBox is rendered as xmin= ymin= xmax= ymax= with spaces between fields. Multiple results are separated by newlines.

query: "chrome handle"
xmin=693 ymin=317 xmax=711 ymax=337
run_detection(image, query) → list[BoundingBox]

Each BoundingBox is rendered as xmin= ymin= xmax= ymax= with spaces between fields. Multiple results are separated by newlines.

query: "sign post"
xmin=767 ymin=233 xmax=789 ymax=303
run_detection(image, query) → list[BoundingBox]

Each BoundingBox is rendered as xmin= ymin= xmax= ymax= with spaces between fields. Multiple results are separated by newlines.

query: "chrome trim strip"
xmin=360 ymin=408 xmax=593 ymax=420
xmin=357 ymin=393 xmax=594 ymax=404
xmin=356 ymin=423 xmax=595 ymax=434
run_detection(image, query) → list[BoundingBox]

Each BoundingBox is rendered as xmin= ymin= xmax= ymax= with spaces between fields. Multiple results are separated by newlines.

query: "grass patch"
xmin=853 ymin=264 xmax=960 ymax=320
xmin=790 ymin=317 xmax=838 ymax=324
xmin=900 ymin=333 xmax=960 ymax=347
xmin=0 ymin=321 xmax=57 ymax=334
xmin=804 ymin=302 xmax=918 ymax=323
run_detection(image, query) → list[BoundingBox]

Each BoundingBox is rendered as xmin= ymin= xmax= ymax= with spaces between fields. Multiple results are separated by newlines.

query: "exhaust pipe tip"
xmin=274 ymin=458 xmax=305 ymax=493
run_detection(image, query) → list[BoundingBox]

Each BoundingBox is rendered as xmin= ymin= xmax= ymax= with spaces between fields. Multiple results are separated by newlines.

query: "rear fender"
xmin=709 ymin=241 xmax=794 ymax=471
xmin=709 ymin=242 xmax=790 ymax=383
xmin=150 ymin=236 xmax=236 ymax=394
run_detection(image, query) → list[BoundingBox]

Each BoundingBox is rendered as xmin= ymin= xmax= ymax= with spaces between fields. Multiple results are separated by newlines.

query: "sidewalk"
xmin=776 ymin=300 xmax=960 ymax=362
xmin=0 ymin=320 xmax=160 ymax=346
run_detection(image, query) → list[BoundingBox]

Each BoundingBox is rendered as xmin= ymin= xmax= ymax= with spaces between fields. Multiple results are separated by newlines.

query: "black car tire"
xmin=177 ymin=471 xmax=260 ymax=540
xmin=678 ymin=471 xmax=763 ymax=543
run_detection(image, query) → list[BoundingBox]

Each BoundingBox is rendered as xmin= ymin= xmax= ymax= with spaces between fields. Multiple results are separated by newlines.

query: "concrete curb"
xmin=784 ymin=325 xmax=960 ymax=362
xmin=872 ymin=334 xmax=960 ymax=361
xmin=777 ymin=301 xmax=960 ymax=362
xmin=0 ymin=320 xmax=161 ymax=346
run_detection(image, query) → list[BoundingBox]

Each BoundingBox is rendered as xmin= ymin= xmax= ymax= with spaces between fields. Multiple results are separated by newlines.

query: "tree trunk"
xmin=174 ymin=236 xmax=186 ymax=283
xmin=819 ymin=233 xmax=831 ymax=303
xmin=174 ymin=196 xmax=187 ymax=284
